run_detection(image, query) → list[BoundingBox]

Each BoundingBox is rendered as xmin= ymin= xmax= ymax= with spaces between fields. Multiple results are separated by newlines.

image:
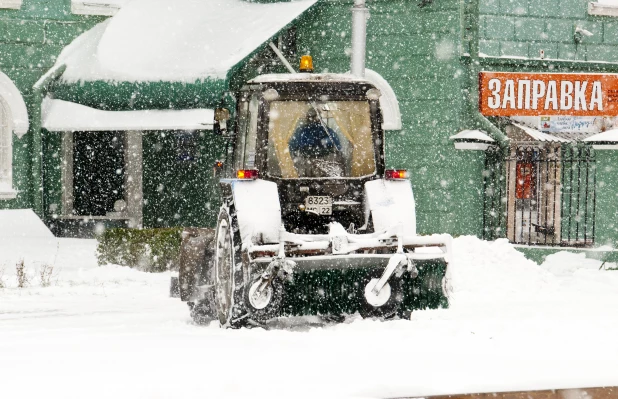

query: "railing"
xmin=483 ymin=145 xmax=596 ymax=247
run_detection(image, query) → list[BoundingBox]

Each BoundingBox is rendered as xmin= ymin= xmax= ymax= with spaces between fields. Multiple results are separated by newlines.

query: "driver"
xmin=288 ymin=107 xmax=344 ymax=177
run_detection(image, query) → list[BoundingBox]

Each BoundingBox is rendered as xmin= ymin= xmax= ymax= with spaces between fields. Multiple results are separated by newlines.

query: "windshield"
xmin=266 ymin=100 xmax=376 ymax=178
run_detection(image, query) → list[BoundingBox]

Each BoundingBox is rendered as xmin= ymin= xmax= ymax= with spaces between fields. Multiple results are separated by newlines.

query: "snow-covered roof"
xmin=56 ymin=0 xmax=316 ymax=83
xmin=42 ymin=98 xmax=214 ymax=132
xmin=510 ymin=122 xmax=571 ymax=143
xmin=251 ymin=69 xmax=403 ymax=131
xmin=71 ymin=0 xmax=129 ymax=16
xmin=583 ymin=128 xmax=618 ymax=143
xmin=449 ymin=129 xmax=495 ymax=142
xmin=250 ymin=73 xmax=369 ymax=84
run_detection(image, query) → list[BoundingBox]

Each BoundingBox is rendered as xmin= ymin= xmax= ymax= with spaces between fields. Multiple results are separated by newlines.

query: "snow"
xmin=583 ymin=128 xmax=618 ymax=142
xmin=2 ymin=230 xmax=618 ymax=398
xmin=511 ymin=122 xmax=571 ymax=143
xmin=362 ymin=69 xmax=402 ymax=131
xmin=230 ymin=179 xmax=282 ymax=245
xmin=75 ymin=0 xmax=130 ymax=5
xmin=0 ymin=209 xmax=53 ymax=239
xmin=0 ymin=182 xmax=17 ymax=197
xmin=41 ymin=97 xmax=214 ymax=132
xmin=364 ymin=179 xmax=416 ymax=236
xmin=450 ymin=129 xmax=495 ymax=142
xmin=250 ymin=73 xmax=369 ymax=84
xmin=58 ymin=0 xmax=317 ymax=83
xmin=0 ymin=69 xmax=29 ymax=136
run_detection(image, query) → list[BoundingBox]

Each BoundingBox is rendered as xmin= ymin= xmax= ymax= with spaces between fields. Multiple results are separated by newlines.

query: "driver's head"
xmin=305 ymin=107 xmax=319 ymax=122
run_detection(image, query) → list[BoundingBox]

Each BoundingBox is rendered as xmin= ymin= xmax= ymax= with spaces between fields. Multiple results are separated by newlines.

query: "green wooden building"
xmin=3 ymin=0 xmax=618 ymax=262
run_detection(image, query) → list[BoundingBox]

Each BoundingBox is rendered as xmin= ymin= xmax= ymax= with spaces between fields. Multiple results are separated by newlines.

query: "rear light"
xmin=236 ymin=169 xmax=259 ymax=179
xmin=385 ymin=169 xmax=408 ymax=180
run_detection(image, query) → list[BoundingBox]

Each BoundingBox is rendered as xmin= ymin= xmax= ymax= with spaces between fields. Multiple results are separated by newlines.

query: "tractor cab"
xmin=223 ymin=73 xmax=385 ymax=234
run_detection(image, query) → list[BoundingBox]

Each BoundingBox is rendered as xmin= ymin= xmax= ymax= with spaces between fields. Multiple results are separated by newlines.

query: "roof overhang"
xmin=508 ymin=122 xmax=571 ymax=143
xmin=583 ymin=128 xmax=618 ymax=149
xmin=449 ymin=129 xmax=495 ymax=150
xmin=54 ymin=0 xmax=317 ymax=84
xmin=41 ymin=98 xmax=213 ymax=132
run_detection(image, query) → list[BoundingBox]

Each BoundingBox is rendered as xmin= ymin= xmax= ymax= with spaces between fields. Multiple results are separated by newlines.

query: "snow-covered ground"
xmin=2 ymin=213 xmax=618 ymax=398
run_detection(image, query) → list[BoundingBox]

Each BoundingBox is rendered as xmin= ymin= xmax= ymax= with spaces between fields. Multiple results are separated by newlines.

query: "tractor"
xmin=175 ymin=56 xmax=453 ymax=328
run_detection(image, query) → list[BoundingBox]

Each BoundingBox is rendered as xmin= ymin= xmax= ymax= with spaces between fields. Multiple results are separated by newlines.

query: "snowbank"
xmin=0 ymin=209 xmax=53 ymax=239
xmin=2 ymin=235 xmax=618 ymax=398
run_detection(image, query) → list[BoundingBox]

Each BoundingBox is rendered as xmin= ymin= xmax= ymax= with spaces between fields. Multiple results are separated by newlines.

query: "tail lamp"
xmin=385 ymin=169 xmax=408 ymax=180
xmin=236 ymin=169 xmax=259 ymax=180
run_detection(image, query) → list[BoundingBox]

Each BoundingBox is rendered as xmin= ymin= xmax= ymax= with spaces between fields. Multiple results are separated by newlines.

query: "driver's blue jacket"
xmin=288 ymin=122 xmax=342 ymax=157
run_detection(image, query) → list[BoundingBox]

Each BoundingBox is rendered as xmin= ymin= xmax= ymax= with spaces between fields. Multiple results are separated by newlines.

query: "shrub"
xmin=0 ymin=264 xmax=5 ymax=288
xmin=97 ymin=228 xmax=182 ymax=272
xmin=40 ymin=264 xmax=56 ymax=287
xmin=16 ymin=259 xmax=29 ymax=288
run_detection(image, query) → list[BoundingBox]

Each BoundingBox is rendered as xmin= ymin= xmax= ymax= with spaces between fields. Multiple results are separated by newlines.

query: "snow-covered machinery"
xmin=175 ymin=59 xmax=453 ymax=328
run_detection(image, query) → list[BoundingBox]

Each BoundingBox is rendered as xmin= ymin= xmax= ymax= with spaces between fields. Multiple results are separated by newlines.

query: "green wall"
xmin=7 ymin=0 xmax=618 ymax=246
xmin=295 ymin=0 xmax=485 ymax=236
xmin=142 ymin=131 xmax=226 ymax=229
xmin=480 ymin=0 xmax=618 ymax=61
xmin=0 ymin=0 xmax=104 ymax=210
xmin=592 ymin=150 xmax=618 ymax=248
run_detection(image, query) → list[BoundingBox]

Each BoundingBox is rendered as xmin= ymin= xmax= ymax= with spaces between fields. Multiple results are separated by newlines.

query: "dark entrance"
xmin=483 ymin=144 xmax=596 ymax=247
xmin=73 ymin=131 xmax=125 ymax=216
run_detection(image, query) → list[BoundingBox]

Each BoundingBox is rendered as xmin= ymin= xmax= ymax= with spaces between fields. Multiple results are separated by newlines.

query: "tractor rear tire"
xmin=179 ymin=228 xmax=215 ymax=302
xmin=358 ymin=269 xmax=404 ymax=319
xmin=189 ymin=288 xmax=217 ymax=325
xmin=213 ymin=205 xmax=248 ymax=328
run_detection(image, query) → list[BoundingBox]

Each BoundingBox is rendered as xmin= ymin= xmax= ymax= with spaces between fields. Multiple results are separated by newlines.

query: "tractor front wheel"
xmin=358 ymin=269 xmax=403 ymax=319
xmin=245 ymin=277 xmax=284 ymax=322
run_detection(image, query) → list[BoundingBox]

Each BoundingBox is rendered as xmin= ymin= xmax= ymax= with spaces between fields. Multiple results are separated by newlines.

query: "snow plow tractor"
xmin=176 ymin=62 xmax=452 ymax=328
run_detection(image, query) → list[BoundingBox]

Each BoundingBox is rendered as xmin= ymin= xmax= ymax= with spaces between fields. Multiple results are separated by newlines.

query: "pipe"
xmin=351 ymin=0 xmax=368 ymax=77
xmin=268 ymin=42 xmax=296 ymax=74
xmin=462 ymin=0 xmax=509 ymax=147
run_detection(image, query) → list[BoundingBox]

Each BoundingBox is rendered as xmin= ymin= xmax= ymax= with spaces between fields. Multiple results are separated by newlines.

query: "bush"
xmin=97 ymin=228 xmax=182 ymax=272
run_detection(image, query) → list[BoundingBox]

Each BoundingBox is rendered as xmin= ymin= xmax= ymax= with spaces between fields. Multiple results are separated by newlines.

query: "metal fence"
xmin=483 ymin=145 xmax=596 ymax=247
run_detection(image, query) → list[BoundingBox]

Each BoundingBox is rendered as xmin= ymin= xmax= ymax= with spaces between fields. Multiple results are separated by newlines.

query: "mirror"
xmin=213 ymin=160 xmax=224 ymax=178
xmin=214 ymin=108 xmax=231 ymax=135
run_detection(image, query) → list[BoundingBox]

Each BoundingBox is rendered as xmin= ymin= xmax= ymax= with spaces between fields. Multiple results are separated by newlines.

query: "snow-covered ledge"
xmin=71 ymin=0 xmax=126 ymax=16
xmin=449 ymin=129 xmax=495 ymax=151
xmin=0 ymin=187 xmax=17 ymax=200
xmin=0 ymin=0 xmax=22 ymax=9
xmin=589 ymin=1 xmax=618 ymax=17
xmin=583 ymin=128 xmax=618 ymax=149
xmin=0 ymin=182 xmax=17 ymax=198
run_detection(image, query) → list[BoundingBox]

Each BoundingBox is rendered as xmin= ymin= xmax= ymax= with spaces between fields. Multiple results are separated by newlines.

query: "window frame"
xmin=71 ymin=1 xmax=123 ymax=16
xmin=0 ymin=98 xmax=16 ymax=200
xmin=0 ymin=0 xmax=22 ymax=10
xmin=588 ymin=1 xmax=618 ymax=17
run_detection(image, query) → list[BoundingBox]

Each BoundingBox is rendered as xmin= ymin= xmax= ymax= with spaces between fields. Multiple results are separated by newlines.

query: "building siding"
xmin=0 ymin=0 xmax=104 ymax=210
xmin=480 ymin=0 xmax=618 ymax=61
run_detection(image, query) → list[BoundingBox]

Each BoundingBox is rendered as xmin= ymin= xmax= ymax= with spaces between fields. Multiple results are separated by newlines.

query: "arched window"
xmin=0 ymin=72 xmax=29 ymax=199
xmin=0 ymin=98 xmax=14 ymax=198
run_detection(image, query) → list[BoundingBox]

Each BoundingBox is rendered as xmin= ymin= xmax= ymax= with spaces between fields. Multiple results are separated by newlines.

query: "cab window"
xmin=234 ymin=94 xmax=259 ymax=170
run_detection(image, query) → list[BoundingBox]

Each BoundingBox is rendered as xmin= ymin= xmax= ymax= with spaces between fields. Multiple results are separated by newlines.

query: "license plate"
xmin=305 ymin=196 xmax=332 ymax=215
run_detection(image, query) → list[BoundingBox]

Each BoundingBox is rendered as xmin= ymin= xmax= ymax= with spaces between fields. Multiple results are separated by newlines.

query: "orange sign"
xmin=479 ymin=71 xmax=618 ymax=116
